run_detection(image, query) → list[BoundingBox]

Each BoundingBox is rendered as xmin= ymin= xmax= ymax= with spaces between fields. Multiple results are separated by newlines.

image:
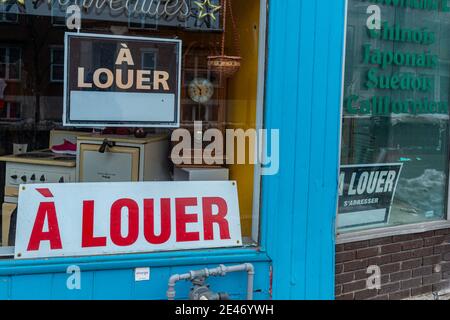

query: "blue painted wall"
xmin=0 ymin=250 xmax=271 ymax=300
xmin=262 ymin=0 xmax=346 ymax=299
xmin=0 ymin=0 xmax=346 ymax=300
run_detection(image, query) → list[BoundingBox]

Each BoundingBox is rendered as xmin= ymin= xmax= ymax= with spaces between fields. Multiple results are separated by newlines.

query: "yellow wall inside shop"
xmin=226 ymin=0 xmax=260 ymax=237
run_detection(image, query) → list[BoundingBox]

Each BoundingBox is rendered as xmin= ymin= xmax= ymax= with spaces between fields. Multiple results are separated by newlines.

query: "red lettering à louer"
xmin=26 ymin=197 xmax=231 ymax=251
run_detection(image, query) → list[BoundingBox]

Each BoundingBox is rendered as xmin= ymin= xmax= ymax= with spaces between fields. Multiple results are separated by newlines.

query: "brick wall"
xmin=335 ymin=229 xmax=450 ymax=300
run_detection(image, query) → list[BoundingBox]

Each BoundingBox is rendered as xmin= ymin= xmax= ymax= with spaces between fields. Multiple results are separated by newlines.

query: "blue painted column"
xmin=262 ymin=0 xmax=346 ymax=299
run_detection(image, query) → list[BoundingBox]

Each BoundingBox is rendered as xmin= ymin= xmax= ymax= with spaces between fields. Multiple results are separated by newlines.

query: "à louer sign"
xmin=63 ymin=33 xmax=181 ymax=128
xmin=14 ymin=182 xmax=242 ymax=259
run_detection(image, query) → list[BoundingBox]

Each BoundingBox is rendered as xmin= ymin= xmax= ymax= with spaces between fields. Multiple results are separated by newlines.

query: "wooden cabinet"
xmin=2 ymin=202 xmax=16 ymax=247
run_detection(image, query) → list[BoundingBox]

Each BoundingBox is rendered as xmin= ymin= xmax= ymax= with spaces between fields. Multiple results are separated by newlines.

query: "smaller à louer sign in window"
xmin=64 ymin=33 xmax=181 ymax=128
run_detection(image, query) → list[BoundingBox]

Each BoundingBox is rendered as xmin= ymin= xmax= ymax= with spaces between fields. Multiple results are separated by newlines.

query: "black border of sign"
xmin=337 ymin=163 xmax=404 ymax=230
xmin=63 ymin=32 xmax=182 ymax=128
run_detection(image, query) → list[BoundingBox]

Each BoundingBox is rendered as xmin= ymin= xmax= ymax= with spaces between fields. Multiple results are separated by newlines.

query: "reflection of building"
xmin=0 ymin=16 xmax=64 ymax=123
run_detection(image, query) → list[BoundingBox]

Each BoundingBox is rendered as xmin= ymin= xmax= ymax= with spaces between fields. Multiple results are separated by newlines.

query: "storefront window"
xmin=338 ymin=0 xmax=450 ymax=233
xmin=0 ymin=0 xmax=266 ymax=258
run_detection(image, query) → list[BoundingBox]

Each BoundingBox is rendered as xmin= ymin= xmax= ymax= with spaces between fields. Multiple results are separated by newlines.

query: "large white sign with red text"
xmin=14 ymin=181 xmax=242 ymax=259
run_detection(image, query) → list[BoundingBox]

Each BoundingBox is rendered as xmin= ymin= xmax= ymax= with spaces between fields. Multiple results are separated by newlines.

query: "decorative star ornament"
xmin=1 ymin=0 xmax=25 ymax=6
xmin=194 ymin=0 xmax=221 ymax=21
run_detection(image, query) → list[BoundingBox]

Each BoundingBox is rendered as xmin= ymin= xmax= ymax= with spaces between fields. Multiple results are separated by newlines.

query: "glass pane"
xmin=51 ymin=65 xmax=64 ymax=81
xmin=52 ymin=49 xmax=64 ymax=64
xmin=0 ymin=0 xmax=266 ymax=256
xmin=8 ymin=61 xmax=20 ymax=79
xmin=0 ymin=63 xmax=5 ymax=78
xmin=142 ymin=52 xmax=156 ymax=70
xmin=0 ymin=48 xmax=6 ymax=64
xmin=8 ymin=48 xmax=20 ymax=64
xmin=338 ymin=1 xmax=450 ymax=233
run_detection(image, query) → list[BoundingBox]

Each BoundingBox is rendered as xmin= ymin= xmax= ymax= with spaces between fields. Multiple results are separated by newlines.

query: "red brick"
xmin=336 ymin=272 xmax=354 ymax=284
xmin=381 ymin=243 xmax=402 ymax=255
xmin=416 ymin=231 xmax=435 ymax=238
xmin=424 ymin=236 xmax=445 ymax=247
xmin=335 ymin=285 xmax=342 ymax=296
xmin=370 ymin=295 xmax=389 ymax=300
xmin=393 ymin=234 xmax=415 ymax=242
xmin=380 ymin=262 xmax=401 ymax=274
xmin=344 ymin=241 xmax=369 ymax=251
xmin=354 ymin=289 xmax=378 ymax=300
xmin=336 ymin=293 xmax=354 ymax=300
xmin=432 ymin=280 xmax=450 ymax=292
xmin=443 ymin=252 xmax=450 ymax=261
xmin=354 ymin=269 xmax=368 ymax=281
xmin=401 ymin=277 xmax=422 ymax=290
xmin=412 ymin=266 xmax=433 ymax=277
xmin=444 ymin=234 xmax=450 ymax=244
xmin=392 ymin=251 xmax=413 ymax=262
xmin=336 ymin=263 xmax=343 ymax=274
xmin=411 ymin=285 xmax=432 ymax=297
xmin=402 ymin=239 xmax=423 ymax=251
xmin=336 ymin=244 xmax=345 ymax=252
xmin=369 ymin=237 xmax=392 ymax=246
xmin=443 ymin=271 xmax=450 ymax=280
xmin=356 ymin=247 xmax=380 ymax=259
xmin=442 ymin=262 xmax=450 ymax=272
xmin=343 ymin=280 xmax=367 ymax=293
xmin=423 ymin=273 xmax=442 ymax=286
xmin=423 ymin=255 xmax=441 ymax=266
xmin=336 ymin=251 xmax=355 ymax=263
xmin=378 ymin=282 xmax=400 ymax=295
xmin=412 ymin=247 xmax=433 ymax=258
xmin=401 ymin=258 xmax=422 ymax=270
xmin=389 ymin=289 xmax=411 ymax=300
xmin=390 ymin=270 xmax=412 ymax=282
xmin=435 ymin=229 xmax=450 ymax=236
xmin=343 ymin=259 xmax=369 ymax=272
xmin=368 ymin=254 xmax=392 ymax=266
xmin=435 ymin=244 xmax=450 ymax=254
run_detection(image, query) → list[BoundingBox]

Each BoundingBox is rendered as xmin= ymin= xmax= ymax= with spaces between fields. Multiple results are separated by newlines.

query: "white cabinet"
xmin=76 ymin=134 xmax=170 ymax=182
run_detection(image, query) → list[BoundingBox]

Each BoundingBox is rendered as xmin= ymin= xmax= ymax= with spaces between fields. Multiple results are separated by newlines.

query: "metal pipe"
xmin=166 ymin=263 xmax=255 ymax=300
xmin=244 ymin=263 xmax=255 ymax=300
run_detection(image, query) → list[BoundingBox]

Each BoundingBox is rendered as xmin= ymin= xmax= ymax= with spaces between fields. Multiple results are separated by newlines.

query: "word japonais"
xmin=77 ymin=43 xmax=170 ymax=91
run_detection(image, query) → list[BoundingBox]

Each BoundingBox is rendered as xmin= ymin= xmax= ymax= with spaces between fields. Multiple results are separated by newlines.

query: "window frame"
xmin=0 ymin=46 xmax=21 ymax=81
xmin=336 ymin=0 xmax=450 ymax=244
xmin=128 ymin=14 xmax=159 ymax=31
xmin=0 ymin=0 xmax=269 ymax=258
xmin=51 ymin=5 xmax=67 ymax=27
xmin=50 ymin=46 xmax=64 ymax=83
xmin=140 ymin=48 xmax=158 ymax=71
xmin=0 ymin=101 xmax=21 ymax=120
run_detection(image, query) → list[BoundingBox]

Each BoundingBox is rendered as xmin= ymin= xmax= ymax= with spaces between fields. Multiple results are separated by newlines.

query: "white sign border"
xmin=63 ymin=32 xmax=182 ymax=128
xmin=14 ymin=181 xmax=242 ymax=260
